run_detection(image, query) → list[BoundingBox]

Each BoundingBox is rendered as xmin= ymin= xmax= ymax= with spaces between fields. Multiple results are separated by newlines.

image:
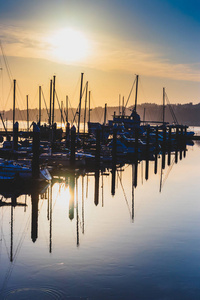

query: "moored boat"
xmin=0 ymin=159 xmax=51 ymax=182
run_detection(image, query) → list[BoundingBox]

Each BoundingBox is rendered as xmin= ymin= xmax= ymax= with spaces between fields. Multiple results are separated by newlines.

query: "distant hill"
xmin=1 ymin=102 xmax=200 ymax=126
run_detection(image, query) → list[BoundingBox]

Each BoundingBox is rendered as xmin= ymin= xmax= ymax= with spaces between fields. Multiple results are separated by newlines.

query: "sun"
xmin=48 ymin=28 xmax=90 ymax=63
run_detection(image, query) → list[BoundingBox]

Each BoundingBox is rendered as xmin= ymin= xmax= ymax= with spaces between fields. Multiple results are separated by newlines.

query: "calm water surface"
xmin=0 ymin=142 xmax=200 ymax=299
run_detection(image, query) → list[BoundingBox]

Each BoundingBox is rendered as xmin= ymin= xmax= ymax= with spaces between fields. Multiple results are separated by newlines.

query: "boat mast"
xmin=83 ymin=81 xmax=88 ymax=135
xmin=52 ymin=75 xmax=56 ymax=125
xmin=134 ymin=75 xmax=139 ymax=112
xmin=122 ymin=96 xmax=124 ymax=116
xmin=13 ymin=79 xmax=16 ymax=132
xmin=78 ymin=73 xmax=84 ymax=136
xmin=49 ymin=79 xmax=52 ymax=126
xmin=119 ymin=94 xmax=121 ymax=115
xmin=39 ymin=86 xmax=41 ymax=126
xmin=143 ymin=107 xmax=146 ymax=125
xmin=66 ymin=95 xmax=68 ymax=123
xmin=61 ymin=100 xmax=63 ymax=126
xmin=163 ymin=87 xmax=165 ymax=125
xmin=104 ymin=103 xmax=107 ymax=125
xmin=88 ymin=91 xmax=91 ymax=123
xmin=27 ymin=95 xmax=29 ymax=131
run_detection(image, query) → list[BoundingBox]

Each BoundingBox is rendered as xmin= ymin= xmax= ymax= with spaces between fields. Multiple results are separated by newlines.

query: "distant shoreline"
xmin=1 ymin=102 xmax=200 ymax=126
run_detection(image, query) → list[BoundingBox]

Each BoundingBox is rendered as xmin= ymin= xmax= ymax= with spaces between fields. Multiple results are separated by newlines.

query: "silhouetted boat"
xmin=0 ymin=159 xmax=51 ymax=181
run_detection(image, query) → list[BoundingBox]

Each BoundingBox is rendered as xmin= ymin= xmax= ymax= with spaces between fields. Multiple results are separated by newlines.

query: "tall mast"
xmin=49 ymin=79 xmax=52 ymax=126
xmin=66 ymin=95 xmax=68 ymax=123
xmin=143 ymin=107 xmax=146 ymax=125
xmin=13 ymin=79 xmax=16 ymax=132
xmin=83 ymin=81 xmax=88 ymax=135
xmin=88 ymin=91 xmax=91 ymax=123
xmin=52 ymin=75 xmax=56 ymax=125
xmin=77 ymin=72 xmax=84 ymax=136
xmin=119 ymin=94 xmax=121 ymax=115
xmin=104 ymin=103 xmax=107 ymax=125
xmin=163 ymin=87 xmax=165 ymax=125
xmin=61 ymin=100 xmax=63 ymax=126
xmin=122 ymin=96 xmax=124 ymax=116
xmin=27 ymin=95 xmax=29 ymax=131
xmin=39 ymin=86 xmax=41 ymax=126
xmin=134 ymin=74 xmax=139 ymax=112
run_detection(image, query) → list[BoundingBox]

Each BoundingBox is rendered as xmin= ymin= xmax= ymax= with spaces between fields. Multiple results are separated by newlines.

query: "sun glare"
xmin=48 ymin=28 xmax=90 ymax=63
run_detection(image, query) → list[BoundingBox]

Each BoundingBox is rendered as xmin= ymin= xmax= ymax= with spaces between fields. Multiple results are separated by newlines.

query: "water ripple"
xmin=0 ymin=286 xmax=67 ymax=300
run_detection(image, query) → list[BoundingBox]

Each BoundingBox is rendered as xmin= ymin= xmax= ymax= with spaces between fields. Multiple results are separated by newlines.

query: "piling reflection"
xmin=31 ymin=192 xmax=39 ymax=243
xmin=0 ymin=143 xmax=189 ymax=266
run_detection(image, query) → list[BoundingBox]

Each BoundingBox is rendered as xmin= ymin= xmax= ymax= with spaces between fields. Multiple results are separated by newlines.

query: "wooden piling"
xmin=111 ymin=166 xmax=116 ymax=196
xmin=31 ymin=192 xmax=39 ymax=243
xmin=134 ymin=162 xmax=138 ymax=188
xmin=168 ymin=126 xmax=171 ymax=166
xmin=95 ymin=128 xmax=101 ymax=166
xmin=145 ymin=126 xmax=150 ymax=180
xmin=13 ymin=121 xmax=19 ymax=151
xmin=145 ymin=158 xmax=149 ymax=180
xmin=112 ymin=126 xmax=117 ymax=166
xmin=70 ymin=125 xmax=76 ymax=166
xmin=65 ymin=122 xmax=70 ymax=148
xmin=175 ymin=126 xmax=179 ymax=163
xmin=32 ymin=123 xmax=40 ymax=179
xmin=111 ymin=126 xmax=117 ymax=195
xmin=155 ymin=126 xmax=159 ymax=153
xmin=135 ymin=127 xmax=139 ymax=160
xmin=94 ymin=169 xmax=100 ymax=205
xmin=146 ymin=126 xmax=150 ymax=157
xmin=176 ymin=126 xmax=179 ymax=143
xmin=180 ymin=126 xmax=184 ymax=160
xmin=162 ymin=126 xmax=166 ymax=169
xmin=69 ymin=172 xmax=75 ymax=220
xmin=51 ymin=123 xmax=56 ymax=152
xmin=184 ymin=126 xmax=187 ymax=158
xmin=154 ymin=153 xmax=158 ymax=174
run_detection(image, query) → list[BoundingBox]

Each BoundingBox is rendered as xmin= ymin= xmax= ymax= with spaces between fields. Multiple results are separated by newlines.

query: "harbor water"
xmin=0 ymin=141 xmax=200 ymax=299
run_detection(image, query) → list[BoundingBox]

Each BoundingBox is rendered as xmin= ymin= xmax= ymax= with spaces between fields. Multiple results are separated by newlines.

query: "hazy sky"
xmin=0 ymin=0 xmax=199 ymax=110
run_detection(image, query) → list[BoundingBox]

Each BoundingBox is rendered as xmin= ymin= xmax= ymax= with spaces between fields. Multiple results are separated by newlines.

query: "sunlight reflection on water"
xmin=0 ymin=143 xmax=200 ymax=299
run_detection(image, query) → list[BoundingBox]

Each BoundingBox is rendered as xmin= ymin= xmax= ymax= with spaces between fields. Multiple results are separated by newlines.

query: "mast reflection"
xmin=0 ymin=142 xmax=189 ymax=255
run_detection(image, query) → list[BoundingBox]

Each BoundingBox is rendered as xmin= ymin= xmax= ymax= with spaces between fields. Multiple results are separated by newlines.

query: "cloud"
xmin=0 ymin=25 xmax=50 ymax=58
xmin=88 ymin=38 xmax=200 ymax=82
xmin=0 ymin=25 xmax=199 ymax=83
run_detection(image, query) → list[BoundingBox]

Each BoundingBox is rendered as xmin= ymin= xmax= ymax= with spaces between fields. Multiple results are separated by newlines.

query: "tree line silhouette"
xmin=1 ymin=102 xmax=200 ymax=126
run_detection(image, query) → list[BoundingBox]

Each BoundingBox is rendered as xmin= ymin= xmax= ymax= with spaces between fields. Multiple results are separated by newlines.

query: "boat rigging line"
xmin=0 ymin=41 xmax=13 ymax=85
xmin=41 ymin=87 xmax=50 ymax=120
xmin=117 ymin=170 xmax=132 ymax=220
xmin=165 ymin=92 xmax=179 ymax=125
xmin=123 ymin=76 xmax=137 ymax=113
xmin=55 ymin=90 xmax=65 ymax=124
xmin=72 ymin=81 xmax=87 ymax=125
xmin=161 ymin=156 xmax=176 ymax=190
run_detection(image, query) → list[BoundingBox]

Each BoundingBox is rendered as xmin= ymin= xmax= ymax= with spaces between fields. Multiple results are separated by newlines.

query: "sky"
xmin=0 ymin=0 xmax=199 ymax=110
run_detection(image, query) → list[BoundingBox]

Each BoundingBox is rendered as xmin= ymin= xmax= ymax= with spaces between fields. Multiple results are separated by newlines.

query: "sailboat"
xmin=0 ymin=159 xmax=51 ymax=182
xmin=108 ymin=75 xmax=141 ymax=133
